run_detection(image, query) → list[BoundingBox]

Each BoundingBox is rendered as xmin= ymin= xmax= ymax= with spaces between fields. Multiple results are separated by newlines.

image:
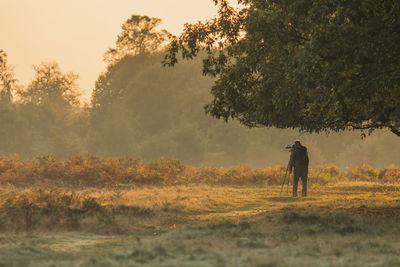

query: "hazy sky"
xmin=1 ymin=0 xmax=239 ymax=101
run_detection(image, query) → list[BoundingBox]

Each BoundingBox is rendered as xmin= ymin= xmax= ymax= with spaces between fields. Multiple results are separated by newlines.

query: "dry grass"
xmin=1 ymin=181 xmax=400 ymax=266
xmin=2 ymin=154 xmax=400 ymax=188
xmin=2 ymin=182 xmax=400 ymax=232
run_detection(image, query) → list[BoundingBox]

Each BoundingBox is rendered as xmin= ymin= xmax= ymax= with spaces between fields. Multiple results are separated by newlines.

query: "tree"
xmin=0 ymin=50 xmax=28 ymax=156
xmin=164 ymin=0 xmax=400 ymax=137
xmin=89 ymin=52 xmax=213 ymax=159
xmin=0 ymin=50 xmax=16 ymax=103
xmin=17 ymin=62 xmax=84 ymax=157
xmin=104 ymin=15 xmax=171 ymax=64
xmin=19 ymin=61 xmax=80 ymax=108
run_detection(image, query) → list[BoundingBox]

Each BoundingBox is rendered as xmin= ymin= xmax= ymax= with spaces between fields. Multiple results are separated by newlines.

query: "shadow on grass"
xmin=326 ymin=184 xmax=400 ymax=193
xmin=279 ymin=211 xmax=361 ymax=235
xmin=264 ymin=197 xmax=317 ymax=202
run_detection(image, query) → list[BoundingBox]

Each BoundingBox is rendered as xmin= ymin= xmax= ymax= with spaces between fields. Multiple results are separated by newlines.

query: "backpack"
xmin=296 ymin=146 xmax=309 ymax=166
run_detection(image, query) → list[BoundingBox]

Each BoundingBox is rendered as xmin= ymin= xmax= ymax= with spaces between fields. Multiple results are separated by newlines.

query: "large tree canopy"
xmin=164 ymin=0 xmax=400 ymax=136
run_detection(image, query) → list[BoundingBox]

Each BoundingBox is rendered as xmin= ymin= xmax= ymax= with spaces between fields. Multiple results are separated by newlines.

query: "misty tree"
xmin=17 ymin=62 xmax=84 ymax=157
xmin=0 ymin=50 xmax=28 ymax=155
xmin=165 ymin=0 xmax=400 ymax=137
xmin=19 ymin=61 xmax=81 ymax=108
xmin=94 ymin=15 xmax=171 ymax=111
xmin=104 ymin=15 xmax=171 ymax=64
xmin=91 ymin=14 xmax=174 ymax=156
xmin=0 ymin=50 xmax=16 ymax=103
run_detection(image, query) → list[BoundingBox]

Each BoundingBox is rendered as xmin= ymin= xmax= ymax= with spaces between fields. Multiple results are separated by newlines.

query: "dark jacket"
xmin=288 ymin=145 xmax=309 ymax=173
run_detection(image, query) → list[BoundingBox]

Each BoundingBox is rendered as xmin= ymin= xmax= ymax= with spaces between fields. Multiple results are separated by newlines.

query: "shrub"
xmin=0 ymin=154 xmax=398 ymax=187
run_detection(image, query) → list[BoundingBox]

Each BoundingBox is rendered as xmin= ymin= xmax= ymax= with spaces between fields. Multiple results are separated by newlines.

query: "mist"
xmin=1 ymin=50 xmax=399 ymax=169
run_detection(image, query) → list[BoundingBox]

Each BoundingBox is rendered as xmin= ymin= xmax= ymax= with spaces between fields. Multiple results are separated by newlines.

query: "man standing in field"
xmin=288 ymin=140 xmax=309 ymax=197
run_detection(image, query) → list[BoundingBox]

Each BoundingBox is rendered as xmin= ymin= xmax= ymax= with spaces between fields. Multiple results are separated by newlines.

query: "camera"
xmin=285 ymin=144 xmax=294 ymax=152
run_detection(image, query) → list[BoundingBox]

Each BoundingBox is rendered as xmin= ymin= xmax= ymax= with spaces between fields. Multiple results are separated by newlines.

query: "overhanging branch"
xmin=390 ymin=126 xmax=400 ymax=136
xmin=347 ymin=123 xmax=400 ymax=137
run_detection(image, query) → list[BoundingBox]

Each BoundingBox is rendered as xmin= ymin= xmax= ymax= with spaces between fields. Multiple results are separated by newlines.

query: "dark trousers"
xmin=293 ymin=167 xmax=308 ymax=197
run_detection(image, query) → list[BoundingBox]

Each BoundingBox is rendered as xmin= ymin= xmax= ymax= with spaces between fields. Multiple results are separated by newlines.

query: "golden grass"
xmin=2 ymin=181 xmax=400 ymax=231
xmin=1 ymin=181 xmax=400 ymax=266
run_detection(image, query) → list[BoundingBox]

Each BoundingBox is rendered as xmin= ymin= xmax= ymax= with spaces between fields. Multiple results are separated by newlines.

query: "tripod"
xmin=279 ymin=163 xmax=291 ymax=196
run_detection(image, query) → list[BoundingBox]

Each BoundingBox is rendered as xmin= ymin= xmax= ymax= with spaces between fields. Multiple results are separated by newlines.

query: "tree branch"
xmin=390 ymin=126 xmax=400 ymax=136
xmin=348 ymin=123 xmax=400 ymax=137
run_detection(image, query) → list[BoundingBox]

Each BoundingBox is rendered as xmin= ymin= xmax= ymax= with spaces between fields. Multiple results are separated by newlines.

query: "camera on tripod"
xmin=285 ymin=144 xmax=294 ymax=151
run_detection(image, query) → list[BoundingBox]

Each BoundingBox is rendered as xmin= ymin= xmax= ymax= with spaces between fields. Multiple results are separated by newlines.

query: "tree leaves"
xmin=165 ymin=0 xmax=400 ymax=137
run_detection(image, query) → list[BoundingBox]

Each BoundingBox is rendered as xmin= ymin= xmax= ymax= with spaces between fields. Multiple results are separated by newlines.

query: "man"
xmin=288 ymin=140 xmax=309 ymax=197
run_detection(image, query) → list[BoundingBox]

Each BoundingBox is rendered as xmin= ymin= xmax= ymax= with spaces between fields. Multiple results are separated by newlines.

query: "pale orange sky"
xmin=1 ymin=0 xmax=239 ymax=101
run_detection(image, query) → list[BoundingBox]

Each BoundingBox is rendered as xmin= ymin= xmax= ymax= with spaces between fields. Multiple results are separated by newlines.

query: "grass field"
xmin=1 ymin=181 xmax=400 ymax=266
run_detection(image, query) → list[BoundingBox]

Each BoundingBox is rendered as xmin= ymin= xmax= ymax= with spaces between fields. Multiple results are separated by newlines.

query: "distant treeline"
xmin=1 ymin=51 xmax=400 ymax=168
